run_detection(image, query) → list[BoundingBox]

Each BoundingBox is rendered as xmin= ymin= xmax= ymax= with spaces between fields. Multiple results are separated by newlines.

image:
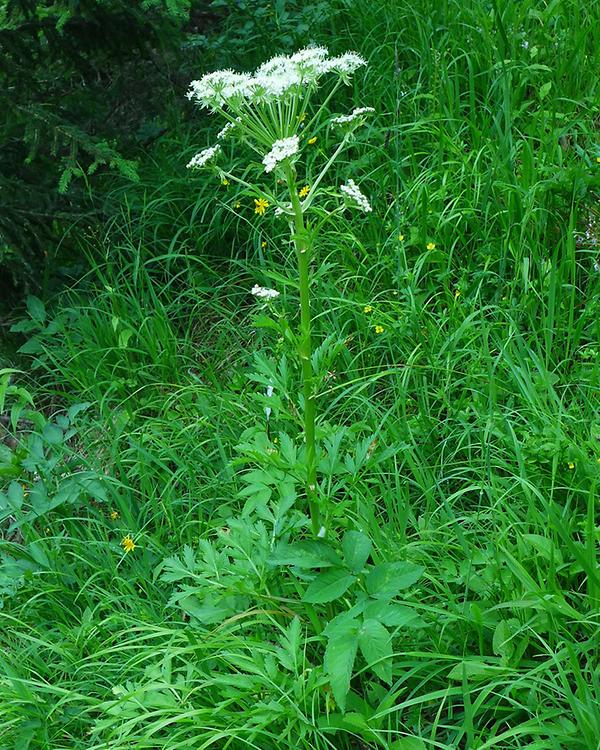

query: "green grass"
xmin=2 ymin=0 xmax=600 ymax=747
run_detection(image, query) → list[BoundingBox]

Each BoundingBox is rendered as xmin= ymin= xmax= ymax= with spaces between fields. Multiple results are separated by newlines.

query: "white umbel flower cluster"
xmin=262 ymin=135 xmax=300 ymax=173
xmin=340 ymin=179 xmax=372 ymax=213
xmin=251 ymin=284 xmax=280 ymax=300
xmin=186 ymin=145 xmax=221 ymax=169
xmin=332 ymin=106 xmax=375 ymax=125
xmin=187 ymin=46 xmax=366 ymax=110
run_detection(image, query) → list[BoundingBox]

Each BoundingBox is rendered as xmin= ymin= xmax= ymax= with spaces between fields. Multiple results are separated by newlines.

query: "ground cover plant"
xmin=1 ymin=0 xmax=600 ymax=748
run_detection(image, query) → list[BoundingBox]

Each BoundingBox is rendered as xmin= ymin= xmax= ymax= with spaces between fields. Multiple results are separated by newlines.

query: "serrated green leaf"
xmin=303 ymin=568 xmax=356 ymax=603
xmin=365 ymin=561 xmax=424 ymax=600
xmin=323 ymin=612 xmax=359 ymax=712
xmin=363 ymin=599 xmax=423 ymax=627
xmin=269 ymin=540 xmax=341 ymax=568
xmin=342 ymin=530 xmax=372 ymax=573
xmin=358 ymin=618 xmax=392 ymax=683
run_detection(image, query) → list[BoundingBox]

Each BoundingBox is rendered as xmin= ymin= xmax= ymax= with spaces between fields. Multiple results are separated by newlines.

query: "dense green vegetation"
xmin=1 ymin=0 xmax=600 ymax=748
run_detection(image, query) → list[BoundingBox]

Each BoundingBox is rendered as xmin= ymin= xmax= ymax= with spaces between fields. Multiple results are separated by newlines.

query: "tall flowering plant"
xmin=186 ymin=47 xmax=373 ymax=536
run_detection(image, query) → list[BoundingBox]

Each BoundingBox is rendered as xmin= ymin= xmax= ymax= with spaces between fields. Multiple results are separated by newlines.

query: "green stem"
xmin=286 ymin=166 xmax=321 ymax=536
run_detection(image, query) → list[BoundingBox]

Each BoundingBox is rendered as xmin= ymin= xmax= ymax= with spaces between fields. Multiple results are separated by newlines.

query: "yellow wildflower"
xmin=110 ymin=510 xmax=119 ymax=520
xmin=299 ymin=185 xmax=310 ymax=198
xmin=399 ymin=234 xmax=405 ymax=241
xmin=374 ymin=325 xmax=384 ymax=334
xmin=567 ymin=462 xmax=575 ymax=470
xmin=454 ymin=289 xmax=461 ymax=299
xmin=427 ymin=242 xmax=436 ymax=250
xmin=596 ymin=157 xmax=600 ymax=163
xmin=261 ymin=241 xmax=267 ymax=248
xmin=307 ymin=136 xmax=317 ymax=145
xmin=363 ymin=305 xmax=373 ymax=313
xmin=254 ymin=198 xmax=269 ymax=215
xmin=121 ymin=535 xmax=136 ymax=553
xmin=221 ymin=178 xmax=230 ymax=186
xmin=234 ymin=201 xmax=241 ymax=208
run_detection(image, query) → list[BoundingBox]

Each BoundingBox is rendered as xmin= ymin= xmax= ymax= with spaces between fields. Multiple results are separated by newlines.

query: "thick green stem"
xmin=286 ymin=166 xmax=321 ymax=536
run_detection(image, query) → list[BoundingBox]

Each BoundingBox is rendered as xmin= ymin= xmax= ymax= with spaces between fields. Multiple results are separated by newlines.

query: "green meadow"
xmin=1 ymin=1 xmax=600 ymax=747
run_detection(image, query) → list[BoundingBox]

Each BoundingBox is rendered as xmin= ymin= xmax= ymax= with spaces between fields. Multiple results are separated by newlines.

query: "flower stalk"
xmin=286 ymin=165 xmax=320 ymax=535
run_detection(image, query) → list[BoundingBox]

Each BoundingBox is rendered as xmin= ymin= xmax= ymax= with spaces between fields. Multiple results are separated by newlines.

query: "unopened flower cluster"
xmin=331 ymin=106 xmax=375 ymax=125
xmin=263 ymin=135 xmax=299 ymax=173
xmin=340 ymin=178 xmax=372 ymax=213
xmin=187 ymin=46 xmax=366 ymax=110
xmin=251 ymin=284 xmax=280 ymax=300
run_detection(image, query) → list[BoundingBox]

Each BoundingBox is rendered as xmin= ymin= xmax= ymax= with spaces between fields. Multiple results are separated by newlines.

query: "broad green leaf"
xmin=323 ymin=612 xmax=359 ymax=712
xmin=18 ymin=338 xmax=44 ymax=355
xmin=118 ymin=329 xmax=134 ymax=348
xmin=342 ymin=530 xmax=372 ymax=573
xmin=493 ymin=618 xmax=520 ymax=664
xmin=42 ymin=423 xmax=63 ymax=445
xmin=365 ymin=561 xmax=424 ymax=600
xmin=363 ymin=599 xmax=423 ymax=627
xmin=358 ymin=618 xmax=392 ymax=683
xmin=67 ymin=402 xmax=92 ymax=422
xmin=521 ymin=534 xmax=563 ymax=564
xmin=391 ymin=738 xmax=426 ymax=749
xmin=269 ymin=540 xmax=342 ymax=568
xmin=26 ymin=295 xmax=46 ymax=323
xmin=7 ymin=481 xmax=24 ymax=512
xmin=303 ymin=568 xmax=356 ymax=603
xmin=448 ymin=660 xmax=506 ymax=681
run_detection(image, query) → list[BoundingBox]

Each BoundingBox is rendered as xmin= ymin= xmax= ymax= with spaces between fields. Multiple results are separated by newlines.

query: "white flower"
xmin=187 ymin=70 xmax=253 ymax=108
xmin=325 ymin=52 xmax=367 ymax=76
xmin=331 ymin=106 xmax=375 ymax=125
xmin=186 ymin=145 xmax=221 ymax=169
xmin=217 ymin=117 xmax=241 ymax=140
xmin=265 ymin=384 xmax=274 ymax=420
xmin=187 ymin=47 xmax=366 ymax=110
xmin=340 ymin=178 xmax=372 ymax=213
xmin=251 ymin=284 xmax=280 ymax=300
xmin=262 ymin=135 xmax=299 ymax=173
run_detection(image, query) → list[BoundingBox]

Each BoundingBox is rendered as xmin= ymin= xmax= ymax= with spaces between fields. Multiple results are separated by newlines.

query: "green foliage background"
xmin=1 ymin=0 xmax=600 ymax=748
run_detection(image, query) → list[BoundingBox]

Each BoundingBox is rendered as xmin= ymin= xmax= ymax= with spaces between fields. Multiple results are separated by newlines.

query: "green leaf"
xmin=323 ymin=612 xmax=359 ymax=712
xmin=539 ymin=81 xmax=552 ymax=100
xmin=358 ymin=618 xmax=392 ymax=683
xmin=303 ymin=568 xmax=356 ymax=603
xmin=365 ymin=562 xmax=424 ymax=600
xmin=18 ymin=339 xmax=44 ymax=355
xmin=26 ymin=296 xmax=46 ymax=323
xmin=363 ymin=599 xmax=423 ymax=627
xmin=42 ymin=423 xmax=63 ymax=445
xmin=448 ymin=660 xmax=506 ymax=681
xmin=391 ymin=738 xmax=426 ymax=750
xmin=118 ymin=329 xmax=134 ymax=348
xmin=342 ymin=530 xmax=372 ymax=573
xmin=67 ymin=402 xmax=92 ymax=422
xmin=269 ymin=540 xmax=342 ymax=568
xmin=7 ymin=482 xmax=24 ymax=512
